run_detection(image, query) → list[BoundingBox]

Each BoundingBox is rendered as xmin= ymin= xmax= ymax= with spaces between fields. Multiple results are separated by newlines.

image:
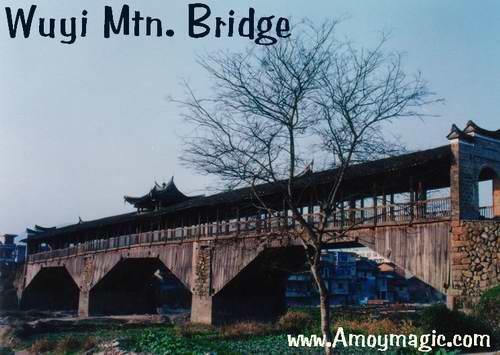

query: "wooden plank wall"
xmin=370 ymin=222 xmax=451 ymax=292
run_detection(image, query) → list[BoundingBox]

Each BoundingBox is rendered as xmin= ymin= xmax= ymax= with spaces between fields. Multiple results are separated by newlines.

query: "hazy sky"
xmin=1 ymin=0 xmax=499 ymax=236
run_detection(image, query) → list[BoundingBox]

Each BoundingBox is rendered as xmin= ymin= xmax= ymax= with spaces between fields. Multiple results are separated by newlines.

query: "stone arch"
xmin=88 ymin=257 xmax=191 ymax=316
xmin=21 ymin=266 xmax=79 ymax=312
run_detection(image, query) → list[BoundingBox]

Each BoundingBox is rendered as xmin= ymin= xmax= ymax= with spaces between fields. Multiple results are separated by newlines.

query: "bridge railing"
xmin=479 ymin=206 xmax=493 ymax=219
xmin=327 ymin=196 xmax=451 ymax=228
xmin=28 ymin=197 xmax=451 ymax=262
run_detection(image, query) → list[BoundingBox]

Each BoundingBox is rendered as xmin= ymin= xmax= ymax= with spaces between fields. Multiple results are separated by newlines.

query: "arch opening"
xmin=286 ymin=247 xmax=445 ymax=307
xmin=89 ymin=258 xmax=191 ymax=316
xmin=212 ymin=247 xmax=305 ymax=324
xmin=21 ymin=267 xmax=79 ymax=312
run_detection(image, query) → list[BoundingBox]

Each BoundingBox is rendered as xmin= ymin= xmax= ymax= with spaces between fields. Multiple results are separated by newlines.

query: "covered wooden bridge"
xmin=18 ymin=121 xmax=500 ymax=323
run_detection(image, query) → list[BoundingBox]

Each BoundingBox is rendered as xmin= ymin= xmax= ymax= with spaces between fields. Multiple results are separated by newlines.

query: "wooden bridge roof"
xmin=25 ymin=144 xmax=452 ymax=242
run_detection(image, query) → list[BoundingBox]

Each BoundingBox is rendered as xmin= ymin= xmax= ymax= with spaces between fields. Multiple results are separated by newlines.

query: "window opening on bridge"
xmin=478 ymin=167 xmax=498 ymax=219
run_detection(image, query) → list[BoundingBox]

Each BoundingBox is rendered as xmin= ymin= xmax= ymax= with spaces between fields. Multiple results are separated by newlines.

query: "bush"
xmin=82 ymin=336 xmax=98 ymax=351
xmin=219 ymin=321 xmax=274 ymax=339
xmin=421 ymin=305 xmax=490 ymax=335
xmin=333 ymin=318 xmax=415 ymax=336
xmin=277 ymin=311 xmax=314 ymax=334
xmin=175 ymin=322 xmax=215 ymax=338
xmin=420 ymin=305 xmax=497 ymax=351
xmin=29 ymin=339 xmax=54 ymax=354
xmin=474 ymin=285 xmax=500 ymax=329
xmin=54 ymin=336 xmax=81 ymax=354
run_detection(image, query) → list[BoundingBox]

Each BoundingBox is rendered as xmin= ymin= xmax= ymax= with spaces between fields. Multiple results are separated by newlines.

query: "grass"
xmin=123 ymin=327 xmax=321 ymax=354
xmin=119 ymin=309 xmax=465 ymax=355
xmin=122 ymin=326 xmax=462 ymax=355
xmin=4 ymin=306 xmax=496 ymax=354
xmin=219 ymin=321 xmax=276 ymax=339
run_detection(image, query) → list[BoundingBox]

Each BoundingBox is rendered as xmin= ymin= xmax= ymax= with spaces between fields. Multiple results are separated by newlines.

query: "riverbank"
xmin=0 ymin=305 xmax=497 ymax=354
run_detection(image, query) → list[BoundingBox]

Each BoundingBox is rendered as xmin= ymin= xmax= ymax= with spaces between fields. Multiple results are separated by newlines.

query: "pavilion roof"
xmin=463 ymin=120 xmax=500 ymax=140
xmin=124 ymin=177 xmax=190 ymax=210
xmin=447 ymin=120 xmax=500 ymax=141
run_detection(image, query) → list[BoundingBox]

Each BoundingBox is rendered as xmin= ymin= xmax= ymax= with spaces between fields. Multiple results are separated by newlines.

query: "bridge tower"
xmin=447 ymin=121 xmax=500 ymax=311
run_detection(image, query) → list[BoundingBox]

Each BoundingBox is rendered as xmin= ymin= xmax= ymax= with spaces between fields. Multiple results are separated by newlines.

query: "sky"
xmin=0 ymin=0 xmax=499 ymax=236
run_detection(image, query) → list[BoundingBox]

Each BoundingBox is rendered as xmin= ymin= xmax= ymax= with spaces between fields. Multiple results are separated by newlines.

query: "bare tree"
xmin=176 ymin=21 xmax=438 ymax=354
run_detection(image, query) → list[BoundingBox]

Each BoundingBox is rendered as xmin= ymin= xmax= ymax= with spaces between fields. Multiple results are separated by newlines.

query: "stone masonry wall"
xmin=193 ymin=244 xmax=212 ymax=297
xmin=451 ymin=220 xmax=499 ymax=309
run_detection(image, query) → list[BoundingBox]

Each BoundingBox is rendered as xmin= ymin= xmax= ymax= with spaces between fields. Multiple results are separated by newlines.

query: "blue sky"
xmin=1 ymin=0 xmax=499 ymax=235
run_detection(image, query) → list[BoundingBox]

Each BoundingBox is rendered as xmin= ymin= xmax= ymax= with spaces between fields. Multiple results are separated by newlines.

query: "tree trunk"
xmin=310 ymin=260 xmax=333 ymax=355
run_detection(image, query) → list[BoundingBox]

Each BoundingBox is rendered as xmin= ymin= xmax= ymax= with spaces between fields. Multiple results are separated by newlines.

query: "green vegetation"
xmin=3 ymin=306 xmax=498 ymax=354
xmin=474 ymin=285 xmax=500 ymax=328
xmin=420 ymin=304 xmax=498 ymax=351
xmin=421 ymin=305 xmax=487 ymax=335
xmin=125 ymin=327 xmax=315 ymax=354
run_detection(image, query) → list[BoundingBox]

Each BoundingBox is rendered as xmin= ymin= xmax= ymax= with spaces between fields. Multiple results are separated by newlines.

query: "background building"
xmin=0 ymin=234 xmax=26 ymax=310
xmin=286 ymin=249 xmax=444 ymax=306
xmin=0 ymin=234 xmax=25 ymax=264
